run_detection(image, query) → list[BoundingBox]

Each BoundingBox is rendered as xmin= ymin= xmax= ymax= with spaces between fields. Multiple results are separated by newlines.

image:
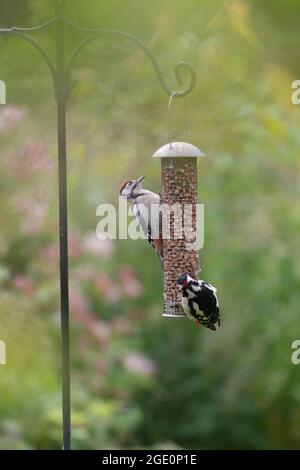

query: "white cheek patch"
xmin=186 ymin=288 xmax=196 ymax=298
xmin=192 ymin=284 xmax=201 ymax=292
xmin=181 ymin=297 xmax=194 ymax=320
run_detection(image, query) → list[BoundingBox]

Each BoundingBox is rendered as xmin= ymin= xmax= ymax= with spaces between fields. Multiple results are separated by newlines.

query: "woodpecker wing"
xmin=182 ymin=279 xmax=220 ymax=330
xmin=133 ymin=191 xmax=163 ymax=264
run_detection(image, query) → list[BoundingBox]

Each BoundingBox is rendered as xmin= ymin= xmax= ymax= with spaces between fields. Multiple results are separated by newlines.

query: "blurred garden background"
xmin=0 ymin=0 xmax=300 ymax=450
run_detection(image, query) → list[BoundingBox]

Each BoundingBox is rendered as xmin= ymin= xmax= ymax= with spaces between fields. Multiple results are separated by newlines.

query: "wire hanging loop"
xmin=172 ymin=60 xmax=197 ymax=98
xmin=168 ymin=91 xmax=177 ymax=149
xmin=167 ymin=61 xmax=195 ymax=149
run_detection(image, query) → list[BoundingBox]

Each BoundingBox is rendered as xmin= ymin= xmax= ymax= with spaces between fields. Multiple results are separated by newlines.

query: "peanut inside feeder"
xmin=152 ymin=142 xmax=205 ymax=317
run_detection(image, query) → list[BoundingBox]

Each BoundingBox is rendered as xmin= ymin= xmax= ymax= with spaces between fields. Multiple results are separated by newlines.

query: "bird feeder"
xmin=152 ymin=141 xmax=205 ymax=317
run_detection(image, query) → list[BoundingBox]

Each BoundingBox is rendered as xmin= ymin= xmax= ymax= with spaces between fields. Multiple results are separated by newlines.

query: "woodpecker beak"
xmin=134 ymin=175 xmax=145 ymax=186
xmin=130 ymin=175 xmax=145 ymax=196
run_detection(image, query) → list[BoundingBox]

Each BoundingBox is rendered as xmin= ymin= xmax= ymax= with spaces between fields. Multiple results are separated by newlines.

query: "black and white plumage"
xmin=120 ymin=175 xmax=163 ymax=263
xmin=177 ymin=273 xmax=220 ymax=331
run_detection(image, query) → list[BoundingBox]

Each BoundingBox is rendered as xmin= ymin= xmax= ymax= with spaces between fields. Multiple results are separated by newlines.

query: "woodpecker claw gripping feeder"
xmin=0 ymin=0 xmax=200 ymax=449
xmin=152 ymin=142 xmax=205 ymax=317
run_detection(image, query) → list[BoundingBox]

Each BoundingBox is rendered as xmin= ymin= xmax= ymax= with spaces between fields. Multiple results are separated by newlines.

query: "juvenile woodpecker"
xmin=177 ymin=273 xmax=220 ymax=331
xmin=120 ymin=175 xmax=163 ymax=263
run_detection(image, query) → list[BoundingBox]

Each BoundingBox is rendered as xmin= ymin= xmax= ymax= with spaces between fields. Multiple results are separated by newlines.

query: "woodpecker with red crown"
xmin=177 ymin=273 xmax=220 ymax=330
xmin=120 ymin=175 xmax=163 ymax=263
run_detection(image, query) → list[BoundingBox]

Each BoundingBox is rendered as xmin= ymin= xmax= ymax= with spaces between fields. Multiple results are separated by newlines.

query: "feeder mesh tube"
xmin=161 ymin=157 xmax=200 ymax=317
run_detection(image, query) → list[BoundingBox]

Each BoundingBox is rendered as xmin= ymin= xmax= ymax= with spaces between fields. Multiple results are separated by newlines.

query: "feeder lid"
xmin=152 ymin=142 xmax=205 ymax=158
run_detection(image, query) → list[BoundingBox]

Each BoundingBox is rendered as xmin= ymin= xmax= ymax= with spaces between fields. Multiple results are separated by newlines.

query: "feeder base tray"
xmin=162 ymin=313 xmax=187 ymax=318
xmin=162 ymin=300 xmax=186 ymax=318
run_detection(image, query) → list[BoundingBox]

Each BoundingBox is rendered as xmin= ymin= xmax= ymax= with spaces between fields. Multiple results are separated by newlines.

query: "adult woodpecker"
xmin=177 ymin=273 xmax=220 ymax=331
xmin=120 ymin=175 xmax=163 ymax=263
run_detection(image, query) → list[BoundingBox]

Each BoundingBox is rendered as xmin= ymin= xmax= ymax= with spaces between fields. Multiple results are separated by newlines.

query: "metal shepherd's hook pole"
xmin=54 ymin=0 xmax=71 ymax=451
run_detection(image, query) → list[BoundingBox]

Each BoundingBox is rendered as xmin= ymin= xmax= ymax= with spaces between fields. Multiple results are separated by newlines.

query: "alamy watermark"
xmin=0 ymin=80 xmax=6 ymax=104
xmin=291 ymin=340 xmax=300 ymax=365
xmin=0 ymin=340 xmax=6 ymax=365
xmin=291 ymin=80 xmax=300 ymax=105
xmin=96 ymin=197 xmax=204 ymax=250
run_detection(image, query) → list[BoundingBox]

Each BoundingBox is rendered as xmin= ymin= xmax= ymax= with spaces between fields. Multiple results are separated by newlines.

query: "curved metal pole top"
xmin=0 ymin=18 xmax=55 ymax=33
xmin=63 ymin=24 xmax=197 ymax=98
xmin=0 ymin=20 xmax=57 ymax=89
xmin=0 ymin=8 xmax=197 ymax=100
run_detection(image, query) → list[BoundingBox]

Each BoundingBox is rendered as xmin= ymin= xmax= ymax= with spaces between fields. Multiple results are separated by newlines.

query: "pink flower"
xmin=5 ymin=141 xmax=52 ymax=180
xmin=13 ymin=193 xmax=48 ymax=235
xmin=40 ymin=244 xmax=58 ymax=264
xmin=68 ymin=232 xmax=82 ymax=260
xmin=92 ymin=321 xmax=111 ymax=343
xmin=69 ymin=287 xmax=111 ymax=345
xmin=41 ymin=237 xmax=90 ymax=274
xmin=12 ymin=275 xmax=35 ymax=295
xmin=83 ymin=233 xmax=114 ymax=258
xmin=0 ymin=106 xmax=26 ymax=132
xmin=112 ymin=316 xmax=131 ymax=334
xmin=118 ymin=266 xmax=143 ymax=298
xmin=122 ymin=352 xmax=157 ymax=377
xmin=73 ymin=265 xmax=97 ymax=281
xmin=94 ymin=272 xmax=122 ymax=304
xmin=22 ymin=141 xmax=52 ymax=173
xmin=69 ymin=288 xmax=90 ymax=318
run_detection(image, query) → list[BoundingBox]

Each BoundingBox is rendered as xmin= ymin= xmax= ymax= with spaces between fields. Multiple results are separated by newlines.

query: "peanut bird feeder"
xmin=152 ymin=142 xmax=205 ymax=317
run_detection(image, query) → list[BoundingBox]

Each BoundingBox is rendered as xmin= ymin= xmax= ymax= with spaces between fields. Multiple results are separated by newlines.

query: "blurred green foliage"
xmin=0 ymin=0 xmax=300 ymax=450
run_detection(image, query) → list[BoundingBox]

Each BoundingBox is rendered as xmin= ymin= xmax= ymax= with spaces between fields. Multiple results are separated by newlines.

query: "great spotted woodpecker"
xmin=120 ymin=175 xmax=163 ymax=263
xmin=177 ymin=273 xmax=220 ymax=331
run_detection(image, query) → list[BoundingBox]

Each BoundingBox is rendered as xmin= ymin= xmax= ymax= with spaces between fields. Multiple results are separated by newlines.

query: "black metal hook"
xmin=63 ymin=20 xmax=197 ymax=99
xmin=1 ymin=15 xmax=197 ymax=100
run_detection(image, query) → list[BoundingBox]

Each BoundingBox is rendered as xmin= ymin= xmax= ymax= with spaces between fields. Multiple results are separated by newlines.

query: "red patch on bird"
xmin=119 ymin=180 xmax=132 ymax=194
xmin=183 ymin=280 xmax=189 ymax=289
xmin=152 ymin=237 xmax=163 ymax=255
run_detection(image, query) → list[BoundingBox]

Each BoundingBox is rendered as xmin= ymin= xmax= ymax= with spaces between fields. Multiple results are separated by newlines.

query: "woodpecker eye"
xmin=125 ymin=181 xmax=134 ymax=190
